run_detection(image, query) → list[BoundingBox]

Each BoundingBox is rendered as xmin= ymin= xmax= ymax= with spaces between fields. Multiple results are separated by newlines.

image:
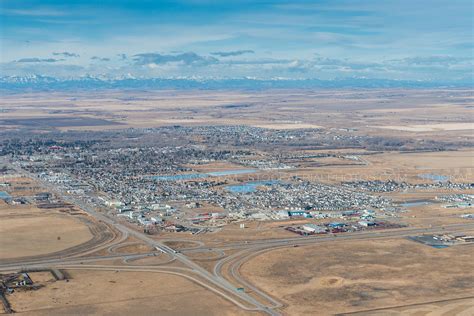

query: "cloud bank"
xmin=210 ymin=50 xmax=255 ymax=57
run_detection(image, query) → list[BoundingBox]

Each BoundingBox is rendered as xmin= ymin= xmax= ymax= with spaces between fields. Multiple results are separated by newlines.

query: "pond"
xmin=0 ymin=191 xmax=11 ymax=200
xmin=226 ymin=180 xmax=280 ymax=193
xmin=418 ymin=173 xmax=449 ymax=182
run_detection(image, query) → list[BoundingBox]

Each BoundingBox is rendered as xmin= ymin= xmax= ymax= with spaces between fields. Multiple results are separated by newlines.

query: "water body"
xmin=0 ymin=191 xmax=11 ymax=200
xmin=431 ymin=244 xmax=449 ymax=249
xmin=151 ymin=173 xmax=206 ymax=181
xmin=151 ymin=169 xmax=257 ymax=181
xmin=226 ymin=180 xmax=279 ymax=193
xmin=207 ymin=169 xmax=257 ymax=176
xmin=418 ymin=173 xmax=449 ymax=182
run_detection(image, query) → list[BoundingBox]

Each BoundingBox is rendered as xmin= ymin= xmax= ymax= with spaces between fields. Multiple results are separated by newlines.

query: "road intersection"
xmin=2 ymin=160 xmax=474 ymax=315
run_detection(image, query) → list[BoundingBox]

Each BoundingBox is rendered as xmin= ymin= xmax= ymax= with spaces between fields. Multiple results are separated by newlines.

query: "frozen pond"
xmin=0 ymin=191 xmax=11 ymax=200
xmin=0 ymin=191 xmax=11 ymax=199
xmin=418 ymin=173 xmax=449 ymax=182
xmin=226 ymin=180 xmax=280 ymax=193
xmin=207 ymin=169 xmax=258 ymax=176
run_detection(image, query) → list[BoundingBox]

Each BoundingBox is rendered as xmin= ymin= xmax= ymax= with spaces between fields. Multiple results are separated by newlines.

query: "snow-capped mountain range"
xmin=0 ymin=75 xmax=470 ymax=91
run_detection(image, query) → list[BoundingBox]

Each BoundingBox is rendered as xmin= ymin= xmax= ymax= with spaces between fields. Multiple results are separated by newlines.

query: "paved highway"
xmin=5 ymin=161 xmax=282 ymax=315
xmin=4 ymin=159 xmax=474 ymax=315
xmin=210 ymin=221 xmax=474 ymax=309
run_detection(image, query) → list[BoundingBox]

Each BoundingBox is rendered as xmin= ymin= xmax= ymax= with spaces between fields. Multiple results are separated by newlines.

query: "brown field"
xmin=193 ymin=220 xmax=299 ymax=245
xmin=123 ymin=253 xmax=174 ymax=265
xmin=368 ymin=150 xmax=474 ymax=171
xmin=7 ymin=269 xmax=259 ymax=316
xmin=279 ymin=149 xmax=474 ymax=184
xmin=0 ymin=177 xmax=105 ymax=261
xmin=184 ymin=161 xmax=253 ymax=172
xmin=0 ymin=213 xmax=93 ymax=259
xmin=1 ymin=89 xmax=473 ymax=314
xmin=241 ymin=238 xmax=474 ymax=315
xmin=0 ymin=90 xmax=472 ymax=145
xmin=376 ymin=123 xmax=474 ymax=132
xmin=29 ymin=271 xmax=56 ymax=283
xmin=251 ymin=122 xmax=323 ymax=129
xmin=163 ymin=240 xmax=202 ymax=249
xmin=112 ymin=243 xmax=154 ymax=255
xmin=350 ymin=296 xmax=474 ymax=315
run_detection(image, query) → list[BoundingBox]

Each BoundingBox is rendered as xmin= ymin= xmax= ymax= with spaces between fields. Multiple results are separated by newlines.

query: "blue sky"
xmin=1 ymin=0 xmax=473 ymax=81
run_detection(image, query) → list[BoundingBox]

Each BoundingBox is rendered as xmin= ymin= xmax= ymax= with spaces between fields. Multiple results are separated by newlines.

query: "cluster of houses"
xmin=343 ymin=180 xmax=472 ymax=193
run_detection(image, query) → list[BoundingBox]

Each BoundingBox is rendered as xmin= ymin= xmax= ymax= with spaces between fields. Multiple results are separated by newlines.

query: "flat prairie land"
xmin=0 ymin=214 xmax=93 ymax=259
xmin=184 ymin=161 xmax=254 ymax=172
xmin=241 ymin=238 xmax=474 ymax=315
xmin=284 ymin=149 xmax=474 ymax=184
xmin=365 ymin=150 xmax=474 ymax=169
xmin=1 ymin=90 xmax=472 ymax=141
xmin=350 ymin=296 xmax=474 ymax=316
xmin=111 ymin=242 xmax=154 ymax=255
xmin=376 ymin=123 xmax=474 ymax=132
xmin=7 ymin=269 xmax=260 ymax=316
xmin=250 ymin=122 xmax=323 ymax=129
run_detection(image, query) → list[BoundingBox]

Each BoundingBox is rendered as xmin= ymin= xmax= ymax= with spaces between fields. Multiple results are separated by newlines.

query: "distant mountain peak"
xmin=0 ymin=75 xmax=470 ymax=91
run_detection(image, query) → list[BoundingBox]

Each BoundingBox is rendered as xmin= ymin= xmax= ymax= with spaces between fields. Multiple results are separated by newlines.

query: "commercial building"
xmin=302 ymin=224 xmax=326 ymax=233
xmin=358 ymin=220 xmax=376 ymax=227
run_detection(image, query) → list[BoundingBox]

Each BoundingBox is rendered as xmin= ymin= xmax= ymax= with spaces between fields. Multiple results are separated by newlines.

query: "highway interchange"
xmin=2 ymin=160 xmax=474 ymax=315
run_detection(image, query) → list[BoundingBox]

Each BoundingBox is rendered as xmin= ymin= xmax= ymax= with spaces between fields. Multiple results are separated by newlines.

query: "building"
xmin=150 ymin=216 xmax=163 ymax=223
xmin=104 ymin=200 xmax=123 ymax=208
xmin=186 ymin=202 xmax=201 ymax=208
xmin=342 ymin=210 xmax=359 ymax=217
xmin=457 ymin=235 xmax=474 ymax=242
xmin=276 ymin=210 xmax=290 ymax=218
xmin=302 ymin=224 xmax=326 ymax=233
xmin=117 ymin=211 xmax=134 ymax=219
xmin=288 ymin=210 xmax=311 ymax=217
xmin=358 ymin=220 xmax=376 ymax=227
xmin=328 ymin=222 xmax=346 ymax=229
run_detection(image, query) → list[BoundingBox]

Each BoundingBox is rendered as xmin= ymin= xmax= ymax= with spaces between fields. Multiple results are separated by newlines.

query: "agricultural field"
xmin=241 ymin=238 xmax=474 ymax=315
xmin=6 ymin=270 xmax=259 ymax=316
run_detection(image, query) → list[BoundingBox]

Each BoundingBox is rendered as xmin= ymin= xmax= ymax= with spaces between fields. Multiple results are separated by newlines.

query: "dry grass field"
xmin=241 ymin=238 xmax=474 ymax=315
xmin=281 ymin=149 xmax=474 ymax=184
xmin=0 ymin=215 xmax=92 ymax=259
xmin=1 ymin=89 xmax=472 ymax=315
xmin=7 ymin=269 xmax=260 ymax=316
xmin=0 ymin=177 xmax=103 ymax=261
xmin=350 ymin=296 xmax=474 ymax=316
xmin=376 ymin=123 xmax=474 ymax=132
xmin=0 ymin=90 xmax=472 ymax=145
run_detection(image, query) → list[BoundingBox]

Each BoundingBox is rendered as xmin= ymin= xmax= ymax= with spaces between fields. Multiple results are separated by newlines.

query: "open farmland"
xmin=2 ymin=0 xmax=474 ymax=314
xmin=0 ymin=90 xmax=472 ymax=143
xmin=0 ymin=89 xmax=473 ymax=316
xmin=0 ymin=215 xmax=92 ymax=259
xmin=6 ymin=269 xmax=260 ymax=316
xmin=240 ymin=238 xmax=474 ymax=315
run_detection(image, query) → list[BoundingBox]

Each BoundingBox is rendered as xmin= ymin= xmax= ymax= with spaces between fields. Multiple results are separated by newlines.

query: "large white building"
xmin=302 ymin=224 xmax=326 ymax=233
